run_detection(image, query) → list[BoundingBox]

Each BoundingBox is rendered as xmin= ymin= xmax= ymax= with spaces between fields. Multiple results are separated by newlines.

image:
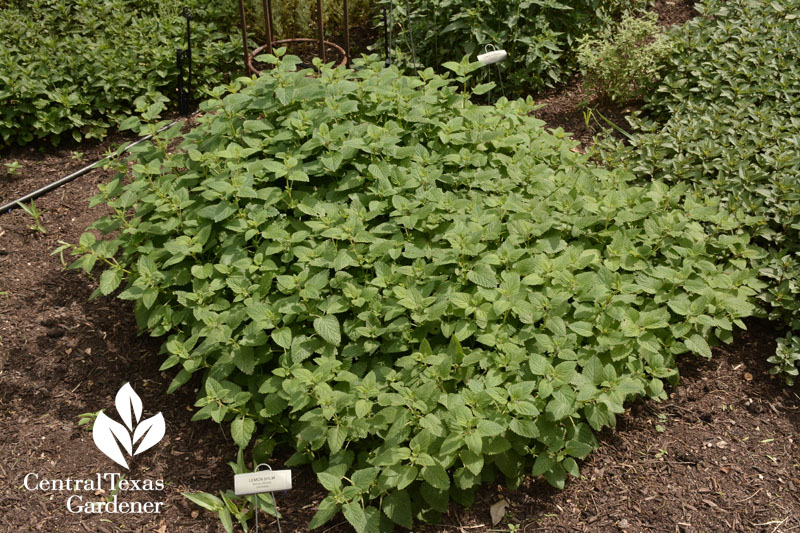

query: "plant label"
xmin=234 ymin=470 xmax=292 ymax=496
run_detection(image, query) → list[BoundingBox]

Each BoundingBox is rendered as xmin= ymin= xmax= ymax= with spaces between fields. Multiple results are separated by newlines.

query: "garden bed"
xmin=2 ymin=102 xmax=798 ymax=533
xmin=2 ymin=1 xmax=799 ymax=530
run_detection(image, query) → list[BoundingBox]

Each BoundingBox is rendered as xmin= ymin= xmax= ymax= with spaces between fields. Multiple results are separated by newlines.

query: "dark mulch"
xmin=2 ymin=1 xmax=799 ymax=531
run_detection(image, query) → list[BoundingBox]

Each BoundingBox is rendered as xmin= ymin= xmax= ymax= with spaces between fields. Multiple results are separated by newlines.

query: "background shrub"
xmin=597 ymin=0 xmax=800 ymax=383
xmin=0 ymin=0 xmax=241 ymax=146
xmin=577 ymin=12 xmax=673 ymax=103
xmin=375 ymin=0 xmax=650 ymax=96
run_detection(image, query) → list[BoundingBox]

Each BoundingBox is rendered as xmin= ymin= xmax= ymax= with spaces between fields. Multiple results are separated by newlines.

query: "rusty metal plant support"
xmin=237 ymin=0 xmax=351 ymax=75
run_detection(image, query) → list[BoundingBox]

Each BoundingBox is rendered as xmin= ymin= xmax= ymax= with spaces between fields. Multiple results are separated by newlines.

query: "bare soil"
xmin=1 ymin=1 xmax=799 ymax=532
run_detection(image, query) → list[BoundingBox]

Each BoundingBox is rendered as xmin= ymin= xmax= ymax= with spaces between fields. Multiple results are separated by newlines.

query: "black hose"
xmin=0 ymin=118 xmax=185 ymax=215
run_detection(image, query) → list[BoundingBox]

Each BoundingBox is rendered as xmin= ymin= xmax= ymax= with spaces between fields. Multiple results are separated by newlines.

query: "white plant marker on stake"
xmin=477 ymin=44 xmax=508 ymax=102
xmin=234 ymin=463 xmax=292 ymax=533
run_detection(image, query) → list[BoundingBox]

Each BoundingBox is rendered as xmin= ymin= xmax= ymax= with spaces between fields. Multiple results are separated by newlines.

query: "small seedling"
xmin=77 ymin=409 xmax=102 ymax=430
xmin=71 ymin=151 xmax=84 ymax=161
xmin=4 ymin=161 xmax=21 ymax=174
xmin=582 ymin=107 xmax=595 ymax=131
xmin=655 ymin=413 xmax=667 ymax=432
xmin=107 ymin=473 xmax=126 ymax=500
xmin=16 ymin=200 xmax=46 ymax=234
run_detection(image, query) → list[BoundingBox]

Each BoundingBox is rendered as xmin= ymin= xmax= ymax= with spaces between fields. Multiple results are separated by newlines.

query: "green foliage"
xmin=16 ymin=200 xmax=47 ymax=234
xmin=4 ymin=161 xmax=22 ymax=174
xmin=597 ymin=0 xmax=800 ymax=383
xmin=0 ymin=0 xmax=241 ymax=146
xmin=769 ymin=333 xmax=800 ymax=385
xmin=67 ymin=53 xmax=762 ymax=531
xmin=377 ymin=0 xmax=650 ymax=95
xmin=76 ymin=409 xmax=102 ymax=430
xmin=184 ymin=449 xmax=278 ymax=533
xmin=577 ymin=12 xmax=673 ymax=103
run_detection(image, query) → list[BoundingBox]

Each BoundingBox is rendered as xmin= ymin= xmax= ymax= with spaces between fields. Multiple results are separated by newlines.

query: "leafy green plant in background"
xmin=376 ymin=0 xmax=650 ymax=96
xmin=61 ymin=52 xmax=763 ymax=531
xmin=0 ymin=0 xmax=241 ymax=147
xmin=577 ymin=12 xmax=673 ymax=103
xmin=597 ymin=0 xmax=800 ymax=384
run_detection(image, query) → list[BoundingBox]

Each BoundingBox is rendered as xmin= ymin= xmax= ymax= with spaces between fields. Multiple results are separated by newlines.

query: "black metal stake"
xmin=184 ymin=8 xmax=193 ymax=109
xmin=238 ymin=0 xmax=251 ymax=74
xmin=176 ymin=48 xmax=188 ymax=116
xmin=343 ymin=0 xmax=350 ymax=65
xmin=316 ymin=0 xmax=325 ymax=63
xmin=383 ymin=6 xmax=390 ymax=66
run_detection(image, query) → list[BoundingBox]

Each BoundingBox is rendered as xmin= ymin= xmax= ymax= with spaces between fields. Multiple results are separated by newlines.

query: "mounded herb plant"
xmin=63 ymin=53 xmax=763 ymax=531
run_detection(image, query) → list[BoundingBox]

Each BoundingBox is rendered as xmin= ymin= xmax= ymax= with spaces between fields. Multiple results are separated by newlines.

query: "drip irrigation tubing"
xmin=0 ymin=116 xmax=193 ymax=215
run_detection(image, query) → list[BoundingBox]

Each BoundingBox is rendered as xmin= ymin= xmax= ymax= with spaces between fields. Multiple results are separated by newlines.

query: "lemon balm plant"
xmin=62 ymin=52 xmax=762 ymax=531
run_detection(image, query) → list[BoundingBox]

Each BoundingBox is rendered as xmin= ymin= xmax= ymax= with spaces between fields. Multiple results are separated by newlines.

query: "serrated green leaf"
xmin=342 ymin=501 xmax=368 ymax=533
xmin=509 ymin=418 xmax=539 ymax=438
xmin=382 ymin=490 xmax=413 ymax=529
xmin=99 ymin=268 xmax=123 ymax=295
xmin=467 ymin=264 xmax=498 ymax=288
xmin=230 ymin=416 xmax=255 ymax=448
xmin=422 ymin=465 xmax=450 ymax=490
xmin=309 ymin=496 xmax=340 ymax=529
xmin=314 ymin=315 xmax=341 ymax=346
xmin=271 ymin=327 xmax=292 ymax=349
xmin=685 ymin=333 xmax=712 ymax=358
xmin=568 ymin=321 xmax=593 ymax=337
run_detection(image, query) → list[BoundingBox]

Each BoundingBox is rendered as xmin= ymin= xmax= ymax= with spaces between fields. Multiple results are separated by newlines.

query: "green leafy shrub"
xmin=577 ymin=12 xmax=673 ymax=102
xmin=0 ymin=0 xmax=240 ymax=146
xmin=64 ymin=53 xmax=762 ymax=531
xmin=597 ymin=0 xmax=800 ymax=383
xmin=376 ymin=0 xmax=650 ymax=95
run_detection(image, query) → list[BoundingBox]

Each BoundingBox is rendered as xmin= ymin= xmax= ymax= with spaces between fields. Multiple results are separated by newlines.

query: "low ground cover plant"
xmin=577 ymin=12 xmax=673 ymax=103
xmin=0 ymin=0 xmax=240 ymax=146
xmin=376 ymin=0 xmax=649 ymax=95
xmin=598 ymin=0 xmax=800 ymax=383
xmin=62 ymin=53 xmax=763 ymax=530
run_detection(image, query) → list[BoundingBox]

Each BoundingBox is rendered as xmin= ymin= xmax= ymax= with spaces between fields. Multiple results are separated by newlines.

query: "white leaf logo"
xmin=92 ymin=383 xmax=165 ymax=469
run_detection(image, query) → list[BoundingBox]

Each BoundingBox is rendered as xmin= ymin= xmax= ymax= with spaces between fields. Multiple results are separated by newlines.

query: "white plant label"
xmin=234 ymin=470 xmax=292 ymax=496
xmin=93 ymin=383 xmax=166 ymax=469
